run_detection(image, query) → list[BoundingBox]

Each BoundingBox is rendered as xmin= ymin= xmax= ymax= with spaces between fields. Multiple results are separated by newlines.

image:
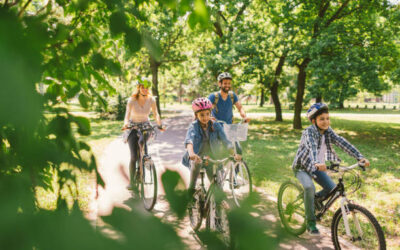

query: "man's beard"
xmin=221 ymin=87 xmax=230 ymax=93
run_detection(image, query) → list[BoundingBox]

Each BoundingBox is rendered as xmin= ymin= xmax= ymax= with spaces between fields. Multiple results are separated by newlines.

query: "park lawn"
xmin=243 ymin=103 xmax=400 ymax=114
xmin=241 ymin=116 xmax=400 ymax=248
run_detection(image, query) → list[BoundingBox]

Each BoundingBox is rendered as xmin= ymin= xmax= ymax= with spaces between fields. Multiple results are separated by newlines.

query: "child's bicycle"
xmin=188 ymin=156 xmax=232 ymax=244
xmin=277 ymin=162 xmax=386 ymax=249
xmin=124 ymin=122 xmax=158 ymax=211
xmin=217 ymin=119 xmax=252 ymax=207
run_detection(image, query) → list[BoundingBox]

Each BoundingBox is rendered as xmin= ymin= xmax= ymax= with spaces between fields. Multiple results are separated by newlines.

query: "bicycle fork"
xmin=340 ymin=197 xmax=363 ymax=241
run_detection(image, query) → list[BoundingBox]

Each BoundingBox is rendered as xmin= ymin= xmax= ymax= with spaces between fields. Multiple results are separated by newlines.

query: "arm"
xmin=329 ymin=129 xmax=364 ymax=160
xmin=123 ymin=98 xmax=132 ymax=129
xmin=184 ymin=124 xmax=201 ymax=162
xmin=234 ymin=99 xmax=250 ymax=123
xmin=302 ymin=129 xmax=319 ymax=173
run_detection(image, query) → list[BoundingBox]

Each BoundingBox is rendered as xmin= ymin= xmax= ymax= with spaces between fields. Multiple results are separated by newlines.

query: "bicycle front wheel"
xmin=277 ymin=180 xmax=306 ymax=235
xmin=188 ymin=189 xmax=204 ymax=231
xmin=206 ymin=197 xmax=230 ymax=245
xmin=332 ymin=203 xmax=386 ymax=250
xmin=141 ymin=158 xmax=157 ymax=211
xmin=230 ymin=161 xmax=252 ymax=207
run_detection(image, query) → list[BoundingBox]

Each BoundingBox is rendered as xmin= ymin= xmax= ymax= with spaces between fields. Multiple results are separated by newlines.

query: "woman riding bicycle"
xmin=182 ymin=97 xmax=241 ymax=197
xmin=292 ymin=103 xmax=370 ymax=236
xmin=122 ymin=77 xmax=164 ymax=189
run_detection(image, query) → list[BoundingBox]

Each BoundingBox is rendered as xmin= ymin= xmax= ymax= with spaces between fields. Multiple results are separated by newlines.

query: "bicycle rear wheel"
xmin=332 ymin=203 xmax=386 ymax=250
xmin=230 ymin=161 xmax=252 ymax=207
xmin=277 ymin=180 xmax=307 ymax=235
xmin=188 ymin=189 xmax=204 ymax=231
xmin=141 ymin=158 xmax=157 ymax=211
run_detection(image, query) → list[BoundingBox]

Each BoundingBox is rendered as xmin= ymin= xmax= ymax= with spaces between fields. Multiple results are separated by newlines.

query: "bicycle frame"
xmin=315 ymin=163 xmax=365 ymax=240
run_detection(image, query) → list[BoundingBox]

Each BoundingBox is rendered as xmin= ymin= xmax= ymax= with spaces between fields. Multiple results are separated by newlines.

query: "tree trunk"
xmin=150 ymin=57 xmax=162 ymax=117
xmin=269 ymin=53 xmax=286 ymax=122
xmin=293 ymin=58 xmax=311 ymax=129
xmin=259 ymin=87 xmax=265 ymax=107
xmin=316 ymin=95 xmax=322 ymax=103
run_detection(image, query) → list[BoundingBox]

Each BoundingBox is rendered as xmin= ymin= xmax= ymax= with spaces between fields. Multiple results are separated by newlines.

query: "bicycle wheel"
xmin=141 ymin=158 xmax=157 ymax=211
xmin=277 ymin=180 xmax=307 ymax=235
xmin=188 ymin=189 xmax=204 ymax=231
xmin=230 ymin=160 xmax=252 ymax=207
xmin=331 ymin=203 xmax=386 ymax=250
xmin=206 ymin=197 xmax=230 ymax=245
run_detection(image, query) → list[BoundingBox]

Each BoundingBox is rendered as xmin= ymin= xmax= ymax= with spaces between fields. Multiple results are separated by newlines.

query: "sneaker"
xmin=307 ymin=221 xmax=320 ymax=236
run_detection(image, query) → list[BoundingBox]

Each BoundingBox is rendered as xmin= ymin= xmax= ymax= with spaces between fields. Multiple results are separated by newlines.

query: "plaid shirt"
xmin=292 ymin=125 xmax=364 ymax=174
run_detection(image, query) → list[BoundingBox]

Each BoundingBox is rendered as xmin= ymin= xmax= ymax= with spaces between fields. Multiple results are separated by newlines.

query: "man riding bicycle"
xmin=208 ymin=72 xmax=250 ymax=154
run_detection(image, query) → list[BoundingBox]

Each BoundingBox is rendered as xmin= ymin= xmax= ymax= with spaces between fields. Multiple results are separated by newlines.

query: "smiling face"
xmin=196 ymin=109 xmax=211 ymax=125
xmin=219 ymin=79 xmax=232 ymax=93
xmin=139 ymin=85 xmax=150 ymax=96
xmin=313 ymin=112 xmax=330 ymax=131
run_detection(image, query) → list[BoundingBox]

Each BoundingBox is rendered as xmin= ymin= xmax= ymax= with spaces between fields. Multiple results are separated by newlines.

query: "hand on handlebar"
xmin=189 ymin=153 xmax=202 ymax=164
xmin=315 ymin=163 xmax=327 ymax=171
xmin=359 ymin=158 xmax=370 ymax=168
xmin=243 ymin=117 xmax=250 ymax=123
xmin=234 ymin=154 xmax=242 ymax=161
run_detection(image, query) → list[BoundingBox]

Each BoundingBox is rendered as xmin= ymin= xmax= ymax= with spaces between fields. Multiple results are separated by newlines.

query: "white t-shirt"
xmin=125 ymin=96 xmax=155 ymax=123
xmin=317 ymin=134 xmax=327 ymax=163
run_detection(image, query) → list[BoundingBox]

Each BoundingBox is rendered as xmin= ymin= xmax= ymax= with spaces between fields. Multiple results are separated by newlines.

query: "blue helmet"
xmin=307 ymin=103 xmax=328 ymax=122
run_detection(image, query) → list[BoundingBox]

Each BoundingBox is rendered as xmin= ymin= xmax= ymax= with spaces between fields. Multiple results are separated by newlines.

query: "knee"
xmin=303 ymin=184 xmax=315 ymax=194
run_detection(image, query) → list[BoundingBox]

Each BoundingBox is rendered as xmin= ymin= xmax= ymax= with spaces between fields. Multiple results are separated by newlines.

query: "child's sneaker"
xmin=307 ymin=221 xmax=320 ymax=236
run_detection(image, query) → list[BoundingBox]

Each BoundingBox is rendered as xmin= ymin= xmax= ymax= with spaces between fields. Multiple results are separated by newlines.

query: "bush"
xmin=383 ymin=105 xmax=386 ymax=110
xmin=394 ymin=106 xmax=397 ymax=110
xmin=365 ymin=104 xmax=368 ymax=109
xmin=356 ymin=104 xmax=359 ymax=108
xmin=373 ymin=105 xmax=376 ymax=109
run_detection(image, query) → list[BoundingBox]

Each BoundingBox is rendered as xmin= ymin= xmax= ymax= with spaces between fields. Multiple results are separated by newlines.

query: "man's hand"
xmin=315 ymin=163 xmax=327 ymax=171
xmin=359 ymin=158 xmax=370 ymax=167
xmin=122 ymin=124 xmax=129 ymax=130
xmin=243 ymin=117 xmax=250 ymax=123
xmin=234 ymin=154 xmax=242 ymax=161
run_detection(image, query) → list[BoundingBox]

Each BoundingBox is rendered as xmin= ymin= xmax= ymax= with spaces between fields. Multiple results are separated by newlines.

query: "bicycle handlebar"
xmin=327 ymin=161 xmax=366 ymax=172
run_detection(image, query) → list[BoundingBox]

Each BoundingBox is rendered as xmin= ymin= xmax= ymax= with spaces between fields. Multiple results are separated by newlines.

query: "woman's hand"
xmin=315 ymin=163 xmax=327 ymax=171
xmin=359 ymin=158 xmax=370 ymax=167
xmin=122 ymin=124 xmax=129 ymax=130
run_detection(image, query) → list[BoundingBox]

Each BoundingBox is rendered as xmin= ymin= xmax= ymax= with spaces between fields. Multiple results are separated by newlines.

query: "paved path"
xmin=93 ymin=111 xmax=355 ymax=249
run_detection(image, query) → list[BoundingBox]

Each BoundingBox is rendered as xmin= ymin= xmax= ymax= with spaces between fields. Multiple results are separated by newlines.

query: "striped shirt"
xmin=292 ymin=125 xmax=364 ymax=174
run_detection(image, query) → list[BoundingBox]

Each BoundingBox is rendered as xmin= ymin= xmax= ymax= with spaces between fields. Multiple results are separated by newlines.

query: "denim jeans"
xmin=296 ymin=170 xmax=336 ymax=223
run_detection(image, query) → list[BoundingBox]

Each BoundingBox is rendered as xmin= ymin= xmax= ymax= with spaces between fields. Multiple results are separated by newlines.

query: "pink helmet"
xmin=192 ymin=97 xmax=213 ymax=112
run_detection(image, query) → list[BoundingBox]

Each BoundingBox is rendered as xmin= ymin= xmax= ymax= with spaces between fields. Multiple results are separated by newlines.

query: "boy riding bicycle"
xmin=292 ymin=103 xmax=370 ymax=235
xmin=182 ymin=98 xmax=241 ymax=197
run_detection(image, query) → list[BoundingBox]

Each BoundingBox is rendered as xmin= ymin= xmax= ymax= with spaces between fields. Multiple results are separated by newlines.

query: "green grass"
xmin=243 ymin=104 xmax=400 ymax=115
xmin=241 ymin=117 xmax=400 ymax=248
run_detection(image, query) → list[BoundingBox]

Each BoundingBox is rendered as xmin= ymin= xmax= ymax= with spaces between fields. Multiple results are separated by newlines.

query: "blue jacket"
xmin=182 ymin=120 xmax=233 ymax=167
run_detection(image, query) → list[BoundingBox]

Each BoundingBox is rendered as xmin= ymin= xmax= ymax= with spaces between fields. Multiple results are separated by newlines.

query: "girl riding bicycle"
xmin=182 ymin=97 xmax=241 ymax=197
xmin=122 ymin=77 xmax=164 ymax=189
xmin=292 ymin=103 xmax=370 ymax=235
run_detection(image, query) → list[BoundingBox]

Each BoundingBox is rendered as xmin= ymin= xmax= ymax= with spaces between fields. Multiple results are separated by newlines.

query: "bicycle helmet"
xmin=307 ymin=103 xmax=329 ymax=122
xmin=192 ymin=97 xmax=213 ymax=113
xmin=217 ymin=72 xmax=232 ymax=82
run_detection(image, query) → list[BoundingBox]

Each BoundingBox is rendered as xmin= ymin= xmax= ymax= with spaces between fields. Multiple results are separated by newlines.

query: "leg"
xmin=313 ymin=170 xmax=336 ymax=199
xmin=296 ymin=170 xmax=316 ymax=223
xmin=188 ymin=162 xmax=202 ymax=194
xmin=127 ymin=131 xmax=139 ymax=182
